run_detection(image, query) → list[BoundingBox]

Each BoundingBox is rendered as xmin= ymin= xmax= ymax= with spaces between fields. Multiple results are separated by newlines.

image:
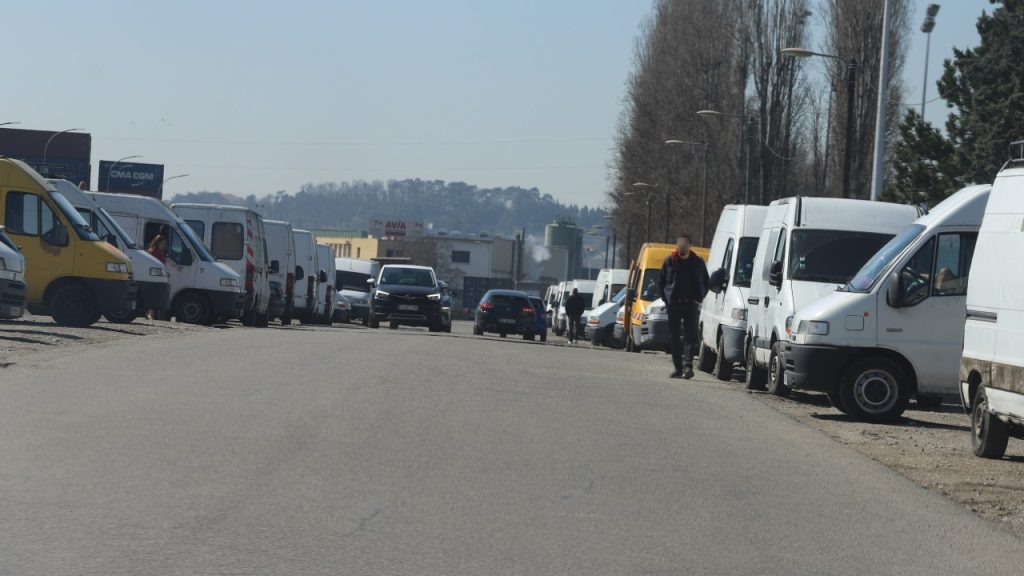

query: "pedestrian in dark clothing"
xmin=659 ymin=234 xmax=709 ymax=379
xmin=564 ymin=288 xmax=587 ymax=344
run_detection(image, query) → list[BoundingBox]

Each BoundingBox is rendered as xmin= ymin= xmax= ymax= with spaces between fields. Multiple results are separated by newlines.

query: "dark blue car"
xmin=528 ymin=296 xmax=548 ymax=342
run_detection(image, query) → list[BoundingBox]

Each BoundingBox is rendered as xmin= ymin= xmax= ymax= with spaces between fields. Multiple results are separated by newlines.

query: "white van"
xmin=335 ymin=257 xmax=380 ymax=325
xmin=961 ymin=145 xmax=1024 ymax=458
xmin=315 ymin=243 xmax=336 ymax=324
xmin=89 ymin=192 xmax=243 ymax=325
xmin=263 ymin=220 xmax=296 ymax=325
xmin=785 ymin=185 xmax=990 ymax=422
xmin=51 ymin=180 xmax=171 ymax=322
xmin=0 ymin=226 xmax=26 ymax=319
xmin=546 ymin=282 xmax=564 ymax=329
xmin=593 ymin=268 xmax=628 ymax=309
xmin=697 ymin=205 xmax=768 ymax=381
xmin=557 ymin=279 xmax=596 ymax=336
xmin=745 ymin=197 xmax=920 ymax=395
xmin=292 ymin=229 xmax=322 ymax=323
xmin=172 ymin=204 xmax=271 ymax=327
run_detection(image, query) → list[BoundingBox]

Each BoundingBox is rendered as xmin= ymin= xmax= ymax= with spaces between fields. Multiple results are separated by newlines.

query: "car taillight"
xmin=479 ymin=302 xmax=495 ymax=310
xmin=522 ymin=306 xmax=534 ymax=314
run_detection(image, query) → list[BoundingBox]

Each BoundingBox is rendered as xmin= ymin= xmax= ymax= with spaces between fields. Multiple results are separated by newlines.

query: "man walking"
xmin=564 ymin=287 xmax=586 ymax=344
xmin=659 ymin=234 xmax=709 ymax=379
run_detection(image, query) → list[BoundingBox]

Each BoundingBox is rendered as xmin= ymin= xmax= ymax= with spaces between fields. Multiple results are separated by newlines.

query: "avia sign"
xmin=370 ymin=219 xmax=424 ymax=238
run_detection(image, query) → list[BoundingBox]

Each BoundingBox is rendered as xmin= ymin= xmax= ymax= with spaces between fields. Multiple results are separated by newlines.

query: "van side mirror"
xmin=318 ymin=270 xmax=328 ymax=283
xmin=709 ymin=267 xmax=729 ymax=294
xmin=295 ymin=266 xmax=304 ymax=280
xmin=269 ymin=260 xmax=280 ymax=274
xmin=768 ymin=261 xmax=784 ymax=288
xmin=886 ymin=271 xmax=903 ymax=308
xmin=105 ymin=233 xmax=118 ymax=247
xmin=367 ymin=277 xmax=376 ymax=286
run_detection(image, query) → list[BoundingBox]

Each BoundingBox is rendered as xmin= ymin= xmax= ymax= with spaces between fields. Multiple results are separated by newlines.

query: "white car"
xmin=586 ymin=287 xmax=626 ymax=347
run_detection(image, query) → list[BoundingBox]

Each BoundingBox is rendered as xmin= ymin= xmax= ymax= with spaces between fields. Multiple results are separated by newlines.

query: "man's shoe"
xmin=670 ymin=368 xmax=683 ymax=379
xmin=682 ymin=367 xmax=695 ymax=379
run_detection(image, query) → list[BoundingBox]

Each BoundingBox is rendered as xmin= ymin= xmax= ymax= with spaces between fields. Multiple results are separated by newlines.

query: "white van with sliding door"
xmin=335 ymin=257 xmax=380 ymax=325
xmin=172 ymin=204 xmax=271 ymax=327
xmin=51 ymin=180 xmax=171 ymax=323
xmin=593 ymin=268 xmax=628 ymax=309
xmin=745 ymin=197 xmax=920 ymax=396
xmin=786 ymin=185 xmax=990 ymax=422
xmin=697 ymin=205 xmax=767 ymax=381
xmin=263 ymin=220 xmax=296 ymax=325
xmin=89 ymin=192 xmax=243 ymax=325
xmin=961 ymin=143 xmax=1024 ymax=459
xmin=314 ymin=243 xmax=335 ymax=324
xmin=292 ymin=229 xmax=322 ymax=323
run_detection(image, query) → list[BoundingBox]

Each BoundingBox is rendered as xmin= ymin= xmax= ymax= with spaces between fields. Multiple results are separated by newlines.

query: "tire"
xmin=51 ymin=283 xmax=100 ymax=327
xmin=281 ymin=301 xmax=293 ymax=326
xmin=972 ymin=386 xmax=1009 ymax=459
xmin=712 ymin=332 xmax=734 ymax=382
xmin=174 ymin=293 xmax=211 ymax=325
xmin=473 ymin=324 xmax=484 ymax=336
xmin=697 ymin=341 xmax=716 ymax=374
xmin=368 ymin=315 xmax=379 ymax=329
xmin=362 ymin=315 xmax=369 ymax=327
xmin=540 ymin=332 xmax=547 ymax=342
xmin=499 ymin=332 xmax=507 ymax=338
xmin=444 ymin=323 xmax=452 ymax=333
xmin=826 ymin=390 xmax=848 ymax=413
xmin=766 ymin=341 xmax=790 ymax=397
xmin=915 ymin=395 xmax=944 ymax=410
xmin=523 ymin=332 xmax=535 ymax=341
xmin=838 ymin=357 xmax=910 ymax=423
xmin=103 ymin=309 xmax=138 ymax=324
xmin=744 ymin=338 xmax=768 ymax=391
xmin=389 ymin=321 xmax=399 ymax=330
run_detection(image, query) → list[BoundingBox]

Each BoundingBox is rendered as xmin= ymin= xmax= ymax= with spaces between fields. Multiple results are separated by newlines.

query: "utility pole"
xmin=920 ymin=4 xmax=940 ymax=119
xmin=842 ymin=59 xmax=857 ymax=199
xmin=870 ymin=0 xmax=894 ymax=201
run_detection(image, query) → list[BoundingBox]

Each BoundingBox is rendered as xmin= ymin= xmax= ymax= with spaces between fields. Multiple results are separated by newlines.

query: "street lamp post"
xmin=159 ymin=173 xmax=189 ymax=195
xmin=697 ymin=110 xmax=752 ymax=205
xmin=589 ymin=225 xmax=611 ymax=269
xmin=630 ymin=182 xmax=656 ymax=244
xmin=42 ymin=128 xmax=83 ymax=173
xmin=602 ymin=214 xmax=617 ymax=268
xmin=104 ymin=155 xmax=143 ymax=192
xmin=781 ymin=48 xmax=857 ymax=200
xmin=666 ymin=139 xmax=711 ymax=246
xmin=870 ymin=0 xmax=895 ymax=201
xmin=920 ymin=4 xmax=941 ymax=120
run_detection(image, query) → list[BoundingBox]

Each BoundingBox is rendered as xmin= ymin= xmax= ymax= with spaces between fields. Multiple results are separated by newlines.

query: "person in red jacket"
xmin=658 ymin=234 xmax=709 ymax=379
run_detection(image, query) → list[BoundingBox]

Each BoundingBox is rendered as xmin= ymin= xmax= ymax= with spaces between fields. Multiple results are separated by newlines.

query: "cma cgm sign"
xmin=369 ymin=219 xmax=424 ymax=238
xmin=99 ymin=160 xmax=165 ymax=198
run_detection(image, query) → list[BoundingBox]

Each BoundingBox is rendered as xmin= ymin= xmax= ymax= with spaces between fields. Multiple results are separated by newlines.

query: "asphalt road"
xmin=1 ymin=321 xmax=1023 ymax=575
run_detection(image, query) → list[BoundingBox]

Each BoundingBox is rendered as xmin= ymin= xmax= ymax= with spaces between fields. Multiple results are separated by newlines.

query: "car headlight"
xmin=587 ymin=317 xmax=599 ymax=325
xmin=796 ymin=320 xmax=829 ymax=336
xmin=106 ymin=262 xmax=129 ymax=274
xmin=375 ymin=290 xmax=390 ymax=299
xmin=427 ymin=292 xmax=441 ymax=301
xmin=731 ymin=308 xmax=747 ymax=321
xmin=649 ymin=306 xmax=664 ymax=315
xmin=220 ymin=277 xmax=240 ymax=288
xmin=149 ymin=267 xmax=165 ymax=277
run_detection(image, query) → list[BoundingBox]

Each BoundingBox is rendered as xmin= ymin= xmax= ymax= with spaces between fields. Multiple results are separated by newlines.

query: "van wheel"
xmin=51 ymin=283 xmax=100 ymax=327
xmin=103 ymin=309 xmax=138 ymax=324
xmin=473 ymin=324 xmax=484 ymax=336
xmin=713 ymin=332 xmax=734 ymax=381
xmin=744 ymin=339 xmax=767 ymax=391
xmin=697 ymin=343 xmax=716 ymax=373
xmin=826 ymin=390 xmax=848 ymax=413
xmin=972 ymin=386 xmax=1009 ymax=459
xmin=540 ymin=331 xmax=547 ymax=342
xmin=389 ymin=321 xmax=399 ymax=330
xmin=766 ymin=341 xmax=790 ymax=397
xmin=839 ymin=357 xmax=909 ymax=422
xmin=175 ymin=293 xmax=211 ymax=325
xmin=523 ymin=332 xmax=535 ymax=341
xmin=368 ymin=316 xmax=379 ymax=329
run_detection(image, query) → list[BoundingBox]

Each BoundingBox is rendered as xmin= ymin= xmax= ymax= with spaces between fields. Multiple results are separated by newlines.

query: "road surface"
xmin=1 ymin=321 xmax=1022 ymax=575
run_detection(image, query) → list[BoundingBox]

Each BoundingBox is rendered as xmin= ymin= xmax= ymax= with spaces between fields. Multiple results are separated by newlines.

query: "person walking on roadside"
xmin=659 ymin=234 xmax=709 ymax=379
xmin=564 ymin=287 xmax=586 ymax=344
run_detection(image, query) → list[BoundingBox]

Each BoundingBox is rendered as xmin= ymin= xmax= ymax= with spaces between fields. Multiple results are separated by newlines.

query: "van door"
xmin=751 ymin=227 xmax=783 ymax=360
xmin=4 ymin=190 xmax=73 ymax=299
xmin=703 ymin=236 xmax=734 ymax=345
xmin=145 ymin=220 xmax=196 ymax=300
xmin=881 ymin=231 xmax=978 ymax=394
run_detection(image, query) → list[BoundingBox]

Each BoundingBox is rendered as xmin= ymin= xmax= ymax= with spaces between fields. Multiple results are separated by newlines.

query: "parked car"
xmin=89 ymin=191 xmax=244 ymax=325
xmin=961 ymin=143 xmax=1024 ymax=458
xmin=263 ymin=220 xmax=296 ymax=324
xmin=623 ymin=243 xmax=709 ymax=352
xmin=51 ymin=179 xmax=171 ymax=323
xmin=556 ymin=279 xmax=597 ymax=337
xmin=315 ymin=243 xmax=336 ymax=324
xmin=0 ymin=159 xmax=136 ymax=327
xmin=173 ymin=203 xmax=272 ymax=327
xmin=437 ymin=280 xmax=454 ymax=333
xmin=697 ymin=205 xmax=768 ymax=380
xmin=612 ymin=306 xmax=627 ymax=348
xmin=528 ymin=296 xmax=548 ymax=342
xmin=0 ymin=225 xmax=26 ymax=319
xmin=586 ymin=287 xmax=626 ymax=347
xmin=368 ymin=264 xmax=448 ymax=331
xmin=744 ymin=197 xmax=920 ymax=395
xmin=786 ymin=185 xmax=990 ymax=422
xmin=292 ymin=229 xmax=321 ymax=323
xmin=638 ymin=297 xmax=671 ymax=352
xmin=335 ymin=257 xmax=380 ymax=325
xmin=593 ymin=268 xmax=628 ymax=308
xmin=473 ymin=289 xmax=538 ymax=340
xmin=333 ymin=293 xmax=352 ymax=323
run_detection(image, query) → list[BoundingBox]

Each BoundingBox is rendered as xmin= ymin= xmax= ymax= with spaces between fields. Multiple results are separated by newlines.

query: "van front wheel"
xmin=697 ymin=341 xmax=716 ymax=374
xmin=713 ymin=332 xmax=734 ymax=381
xmin=175 ymin=293 xmax=211 ymax=325
xmin=839 ymin=357 xmax=909 ymax=422
xmin=52 ymin=283 xmax=100 ymax=327
xmin=972 ymin=386 xmax=1009 ymax=459
xmin=766 ymin=342 xmax=790 ymax=397
xmin=744 ymin=339 xmax=767 ymax=391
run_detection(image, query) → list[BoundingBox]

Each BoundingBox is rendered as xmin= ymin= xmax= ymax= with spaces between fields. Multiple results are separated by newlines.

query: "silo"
xmin=544 ymin=220 xmax=583 ymax=280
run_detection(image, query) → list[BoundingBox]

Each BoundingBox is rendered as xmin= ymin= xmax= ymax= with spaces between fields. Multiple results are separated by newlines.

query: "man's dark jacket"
xmin=658 ymin=252 xmax=710 ymax=305
xmin=564 ymin=292 xmax=587 ymax=316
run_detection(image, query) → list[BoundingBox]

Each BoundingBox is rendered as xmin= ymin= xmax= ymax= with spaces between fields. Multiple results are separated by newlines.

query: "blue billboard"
xmin=98 ymin=160 xmax=165 ymax=198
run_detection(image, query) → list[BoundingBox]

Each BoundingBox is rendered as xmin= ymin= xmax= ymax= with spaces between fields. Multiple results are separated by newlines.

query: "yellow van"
xmin=0 ymin=159 xmax=135 ymax=326
xmin=622 ymin=242 xmax=709 ymax=352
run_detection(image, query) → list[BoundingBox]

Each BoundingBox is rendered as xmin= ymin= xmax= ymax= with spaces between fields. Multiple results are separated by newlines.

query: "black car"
xmin=368 ymin=265 xmax=449 ymax=332
xmin=473 ymin=289 xmax=537 ymax=340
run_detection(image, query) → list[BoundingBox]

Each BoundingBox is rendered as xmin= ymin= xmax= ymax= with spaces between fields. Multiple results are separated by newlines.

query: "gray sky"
xmin=2 ymin=1 xmax=988 ymax=207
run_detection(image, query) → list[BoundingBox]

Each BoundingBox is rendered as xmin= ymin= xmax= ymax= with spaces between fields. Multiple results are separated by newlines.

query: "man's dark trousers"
xmin=568 ymin=314 xmax=582 ymax=341
xmin=668 ymin=301 xmax=699 ymax=369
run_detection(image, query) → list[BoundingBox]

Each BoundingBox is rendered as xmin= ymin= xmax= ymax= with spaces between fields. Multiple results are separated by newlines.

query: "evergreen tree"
xmin=885 ymin=110 xmax=961 ymax=206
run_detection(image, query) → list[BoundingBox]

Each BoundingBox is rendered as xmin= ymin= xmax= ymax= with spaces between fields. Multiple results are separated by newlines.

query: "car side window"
xmin=900 ymin=236 xmax=935 ymax=307
xmin=721 ymin=238 xmax=734 ymax=271
xmin=933 ymin=232 xmax=978 ymax=296
xmin=760 ymin=229 xmax=780 ymax=280
xmin=5 ymin=192 xmax=40 ymax=236
xmin=167 ymin=227 xmax=191 ymax=266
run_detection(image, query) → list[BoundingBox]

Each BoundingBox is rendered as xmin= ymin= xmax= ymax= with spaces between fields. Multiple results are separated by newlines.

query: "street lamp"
xmin=697 ymin=110 xmax=753 ymax=205
xmin=629 ymin=182 xmax=657 ymax=244
xmin=666 ymin=139 xmax=711 ymax=246
xmin=42 ymin=128 xmax=83 ymax=172
xmin=602 ymin=214 xmax=617 ymax=268
xmin=781 ymin=48 xmax=857 ymax=200
xmin=160 ymin=173 xmax=189 ymax=195
xmin=104 ymin=155 xmax=142 ymax=192
xmin=590 ymin=224 xmax=611 ymax=269
xmin=920 ymin=4 xmax=940 ymax=119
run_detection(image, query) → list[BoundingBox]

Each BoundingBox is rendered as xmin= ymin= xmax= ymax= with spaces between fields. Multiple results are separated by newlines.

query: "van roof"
xmin=171 ymin=203 xmax=254 ymax=214
xmin=0 ymin=158 xmax=56 ymax=192
xmin=767 ymin=197 xmax=919 ymax=233
xmin=915 ymin=184 xmax=991 ymax=228
xmin=636 ymin=243 xmax=675 ymax=268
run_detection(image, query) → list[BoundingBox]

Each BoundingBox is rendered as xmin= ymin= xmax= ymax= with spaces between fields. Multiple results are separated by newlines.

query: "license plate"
xmin=398 ymin=304 xmax=418 ymax=311
xmin=500 ymin=318 xmax=516 ymax=324
xmin=5 ymin=307 xmax=20 ymax=316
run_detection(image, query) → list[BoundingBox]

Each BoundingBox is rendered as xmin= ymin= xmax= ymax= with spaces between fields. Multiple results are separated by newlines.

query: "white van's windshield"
xmin=789 ymin=229 xmax=895 ymax=284
xmin=846 ymin=224 xmax=926 ymax=293
xmin=176 ymin=217 xmax=216 ymax=262
xmin=611 ymin=287 xmax=627 ymax=304
xmin=733 ymin=237 xmax=759 ymax=288
xmin=49 ymin=191 xmax=100 ymax=241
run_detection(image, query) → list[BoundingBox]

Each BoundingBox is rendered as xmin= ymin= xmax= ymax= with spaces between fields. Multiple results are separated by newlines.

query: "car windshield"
xmin=733 ymin=237 xmax=759 ymax=288
xmin=611 ymin=287 xmax=627 ymax=304
xmin=337 ymin=270 xmax=373 ymax=292
xmin=98 ymin=208 xmax=137 ymax=249
xmin=381 ymin=267 xmax=435 ymax=287
xmin=640 ymin=269 xmax=661 ymax=301
xmin=488 ymin=294 xmax=527 ymax=308
xmin=175 ymin=216 xmax=216 ymax=262
xmin=846 ymin=224 xmax=926 ymax=292
xmin=48 ymin=191 xmax=99 ymax=241
xmin=788 ymin=229 xmax=895 ymax=284
xmin=0 ymin=228 xmax=16 ymax=251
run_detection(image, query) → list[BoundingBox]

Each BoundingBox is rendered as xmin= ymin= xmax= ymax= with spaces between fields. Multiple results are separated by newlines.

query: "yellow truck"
xmin=622 ymin=242 xmax=708 ymax=352
xmin=0 ymin=158 xmax=136 ymax=326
